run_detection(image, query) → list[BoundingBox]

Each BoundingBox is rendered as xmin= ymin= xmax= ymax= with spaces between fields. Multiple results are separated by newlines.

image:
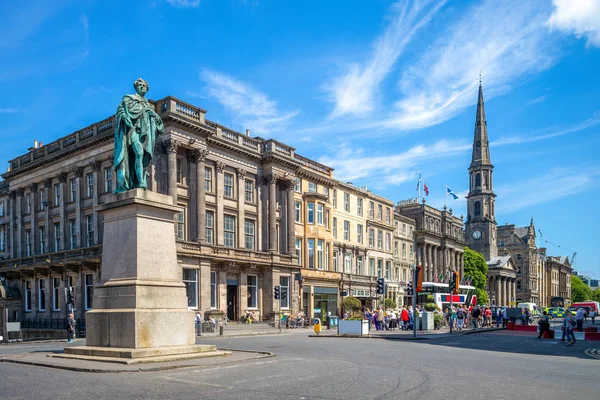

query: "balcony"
xmin=177 ymin=241 xmax=297 ymax=267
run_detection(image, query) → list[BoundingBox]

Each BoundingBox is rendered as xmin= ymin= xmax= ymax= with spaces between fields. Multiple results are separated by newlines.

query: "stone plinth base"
xmin=55 ymin=344 xmax=229 ymax=364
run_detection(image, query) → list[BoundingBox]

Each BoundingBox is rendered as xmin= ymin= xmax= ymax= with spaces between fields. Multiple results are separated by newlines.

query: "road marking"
xmin=584 ymin=349 xmax=600 ymax=360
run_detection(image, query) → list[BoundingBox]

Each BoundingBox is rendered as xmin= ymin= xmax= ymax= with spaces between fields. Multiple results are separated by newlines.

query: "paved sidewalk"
xmin=310 ymin=325 xmax=505 ymax=340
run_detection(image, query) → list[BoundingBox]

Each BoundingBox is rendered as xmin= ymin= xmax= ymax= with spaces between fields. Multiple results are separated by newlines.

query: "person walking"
xmin=485 ymin=307 xmax=492 ymax=327
xmin=66 ymin=313 xmax=76 ymax=344
xmin=561 ymin=312 xmax=576 ymax=345
xmin=590 ymin=309 xmax=596 ymax=325
xmin=401 ymin=306 xmax=410 ymax=330
xmin=456 ymin=306 xmax=465 ymax=331
xmin=502 ymin=307 xmax=508 ymax=328
xmin=575 ymin=308 xmax=585 ymax=331
xmin=390 ymin=310 xmax=397 ymax=331
xmin=471 ymin=305 xmax=481 ymax=330
xmin=537 ymin=311 xmax=551 ymax=339
xmin=496 ymin=307 xmax=503 ymax=327
xmin=376 ymin=307 xmax=385 ymax=331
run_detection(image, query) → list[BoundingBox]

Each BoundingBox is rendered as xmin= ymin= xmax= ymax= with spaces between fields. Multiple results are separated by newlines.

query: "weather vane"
xmin=479 ymin=71 xmax=483 ymax=85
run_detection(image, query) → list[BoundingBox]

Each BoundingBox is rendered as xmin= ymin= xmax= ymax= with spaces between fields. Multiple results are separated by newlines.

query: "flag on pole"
xmin=416 ymin=171 xmax=421 ymax=192
xmin=446 ymin=186 xmax=459 ymax=200
xmin=423 ymin=182 xmax=429 ymax=196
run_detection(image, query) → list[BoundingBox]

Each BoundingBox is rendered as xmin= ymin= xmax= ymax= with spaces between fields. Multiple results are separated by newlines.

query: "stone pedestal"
xmin=84 ymin=189 xmax=194 ymax=349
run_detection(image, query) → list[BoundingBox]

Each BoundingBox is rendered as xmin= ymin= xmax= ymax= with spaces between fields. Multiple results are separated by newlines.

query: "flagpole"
xmin=445 ymin=186 xmax=448 ymax=208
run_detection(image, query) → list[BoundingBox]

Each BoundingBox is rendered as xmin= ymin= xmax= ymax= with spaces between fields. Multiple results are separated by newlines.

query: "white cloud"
xmin=527 ymin=95 xmax=547 ymax=106
xmin=0 ymin=108 xmax=21 ymax=113
xmin=496 ymin=167 xmax=598 ymax=213
xmin=319 ymin=139 xmax=470 ymax=189
xmin=198 ymin=69 xmax=300 ymax=134
xmin=491 ymin=112 xmax=600 ymax=146
xmin=548 ymin=0 xmax=600 ymax=47
xmin=382 ymin=0 xmax=557 ymax=131
xmin=324 ymin=0 xmax=446 ymax=119
xmin=165 ymin=0 xmax=201 ymax=7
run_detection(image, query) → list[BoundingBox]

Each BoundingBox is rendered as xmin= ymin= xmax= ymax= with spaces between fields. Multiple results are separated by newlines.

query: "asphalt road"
xmin=1 ymin=331 xmax=599 ymax=400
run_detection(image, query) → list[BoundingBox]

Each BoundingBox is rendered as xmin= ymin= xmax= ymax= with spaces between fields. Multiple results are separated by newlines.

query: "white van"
xmin=516 ymin=302 xmax=540 ymax=318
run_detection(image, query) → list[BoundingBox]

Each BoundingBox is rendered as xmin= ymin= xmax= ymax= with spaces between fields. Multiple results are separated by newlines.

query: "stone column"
xmin=267 ymin=174 xmax=278 ymax=252
xmin=43 ymin=179 xmax=52 ymax=252
xmin=91 ymin=161 xmax=101 ymax=245
xmin=237 ymin=168 xmax=247 ymax=249
xmin=30 ymin=183 xmax=38 ymax=254
xmin=512 ymin=279 xmax=516 ymax=306
xmin=8 ymin=191 xmax=16 ymax=258
xmin=496 ymin=276 xmax=501 ymax=306
xmin=74 ymin=167 xmax=83 ymax=248
xmin=186 ymin=152 xmax=199 ymax=242
xmin=195 ymin=150 xmax=208 ymax=243
xmin=427 ymin=244 xmax=433 ymax=281
xmin=164 ymin=139 xmax=179 ymax=204
xmin=504 ymin=277 xmax=509 ymax=306
xmin=16 ymin=189 xmax=23 ymax=257
xmin=59 ymin=172 xmax=67 ymax=251
xmin=216 ymin=161 xmax=225 ymax=246
xmin=286 ymin=180 xmax=295 ymax=254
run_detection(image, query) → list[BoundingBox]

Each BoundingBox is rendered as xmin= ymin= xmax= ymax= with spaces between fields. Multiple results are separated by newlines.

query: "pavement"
xmin=1 ymin=329 xmax=599 ymax=399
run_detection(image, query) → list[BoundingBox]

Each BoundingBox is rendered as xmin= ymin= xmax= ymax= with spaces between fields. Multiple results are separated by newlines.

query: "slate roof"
xmin=487 ymin=255 xmax=512 ymax=269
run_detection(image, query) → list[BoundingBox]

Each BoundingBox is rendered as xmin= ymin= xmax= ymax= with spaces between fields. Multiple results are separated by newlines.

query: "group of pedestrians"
xmin=363 ymin=305 xmax=414 ymax=331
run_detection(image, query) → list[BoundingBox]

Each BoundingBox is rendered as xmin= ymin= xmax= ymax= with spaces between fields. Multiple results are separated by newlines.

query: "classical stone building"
xmin=545 ymin=254 xmax=572 ymax=305
xmin=393 ymin=212 xmax=416 ymax=307
xmin=331 ymin=181 xmax=395 ymax=310
xmin=0 ymin=96 xmax=366 ymax=327
xmin=396 ymin=199 xmax=466 ymax=283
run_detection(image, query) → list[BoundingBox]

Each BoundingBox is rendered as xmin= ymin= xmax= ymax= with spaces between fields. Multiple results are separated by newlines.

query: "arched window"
xmin=475 ymin=173 xmax=481 ymax=187
xmin=474 ymin=201 xmax=481 ymax=217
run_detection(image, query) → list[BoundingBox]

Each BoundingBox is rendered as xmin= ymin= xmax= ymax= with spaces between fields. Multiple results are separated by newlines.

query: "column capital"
xmin=43 ymin=178 xmax=53 ymax=188
xmin=236 ymin=168 xmax=247 ymax=180
xmin=73 ymin=166 xmax=84 ymax=178
xmin=162 ymin=138 xmax=179 ymax=154
xmin=215 ymin=161 xmax=226 ymax=173
xmin=261 ymin=173 xmax=279 ymax=185
xmin=90 ymin=160 xmax=102 ymax=172
xmin=187 ymin=148 xmax=209 ymax=163
xmin=16 ymin=188 xmax=25 ymax=197
xmin=9 ymin=190 xmax=17 ymax=199
xmin=58 ymin=172 xmax=68 ymax=183
xmin=29 ymin=183 xmax=38 ymax=192
xmin=283 ymin=179 xmax=295 ymax=191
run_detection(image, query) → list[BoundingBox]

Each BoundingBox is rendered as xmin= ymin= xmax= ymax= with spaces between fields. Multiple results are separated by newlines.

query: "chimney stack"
xmin=246 ymin=129 xmax=250 ymax=137
xmin=34 ymin=140 xmax=39 ymax=149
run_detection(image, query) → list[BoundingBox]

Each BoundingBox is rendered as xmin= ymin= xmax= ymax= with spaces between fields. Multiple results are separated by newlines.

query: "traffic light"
xmin=67 ymin=287 xmax=74 ymax=305
xmin=452 ymin=271 xmax=459 ymax=294
xmin=281 ymin=288 xmax=287 ymax=302
xmin=376 ymin=278 xmax=385 ymax=295
xmin=274 ymin=285 xmax=280 ymax=300
xmin=406 ymin=282 xmax=413 ymax=296
xmin=415 ymin=265 xmax=423 ymax=293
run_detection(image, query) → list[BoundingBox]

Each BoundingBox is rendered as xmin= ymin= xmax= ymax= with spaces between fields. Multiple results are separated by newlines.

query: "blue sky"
xmin=1 ymin=0 xmax=599 ymax=277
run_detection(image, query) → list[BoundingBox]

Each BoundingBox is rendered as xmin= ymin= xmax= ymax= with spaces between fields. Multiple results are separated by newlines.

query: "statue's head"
xmin=133 ymin=78 xmax=149 ymax=96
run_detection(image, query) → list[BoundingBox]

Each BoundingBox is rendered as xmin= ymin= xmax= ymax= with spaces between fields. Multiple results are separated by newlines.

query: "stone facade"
xmin=545 ymin=255 xmax=572 ymax=305
xmin=393 ymin=213 xmax=416 ymax=307
xmin=396 ymin=200 xmax=466 ymax=285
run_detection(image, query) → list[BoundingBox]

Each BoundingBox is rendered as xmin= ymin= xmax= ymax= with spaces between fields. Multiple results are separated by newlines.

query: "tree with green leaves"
xmin=384 ymin=298 xmax=397 ymax=310
xmin=463 ymin=246 xmax=489 ymax=305
xmin=571 ymin=275 xmax=593 ymax=302
xmin=591 ymin=288 xmax=600 ymax=303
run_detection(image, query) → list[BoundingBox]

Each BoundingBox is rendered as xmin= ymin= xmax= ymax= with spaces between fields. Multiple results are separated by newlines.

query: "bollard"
xmin=219 ymin=325 xmax=224 ymax=336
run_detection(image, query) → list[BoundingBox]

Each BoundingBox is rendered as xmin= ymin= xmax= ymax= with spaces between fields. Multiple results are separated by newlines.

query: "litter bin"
xmin=327 ymin=316 xmax=339 ymax=330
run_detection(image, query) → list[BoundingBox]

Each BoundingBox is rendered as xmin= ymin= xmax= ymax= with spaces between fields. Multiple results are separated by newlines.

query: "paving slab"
xmin=0 ymin=349 xmax=273 ymax=373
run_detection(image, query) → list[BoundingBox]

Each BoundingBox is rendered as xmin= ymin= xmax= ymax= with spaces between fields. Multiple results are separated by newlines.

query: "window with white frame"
xmin=344 ymin=253 xmax=351 ymax=273
xmin=378 ymin=204 xmax=382 ymax=221
xmin=224 ymin=173 xmax=234 ymax=198
xmin=69 ymin=219 xmax=77 ymax=249
xmin=308 ymin=182 xmax=317 ymax=193
xmin=385 ymin=233 xmax=391 ymax=252
xmin=26 ymin=194 xmax=31 ymax=214
xmin=224 ymin=215 xmax=236 ymax=247
xmin=410 ymin=245 xmax=414 ymax=260
xmin=333 ymin=250 xmax=338 ymax=272
xmin=244 ymin=219 xmax=255 ymax=250
xmin=210 ymin=271 xmax=217 ymax=308
xmin=280 ymin=276 xmax=290 ymax=308
xmin=386 ymin=208 xmax=390 ymax=224
xmin=54 ymin=184 xmax=61 ymax=206
xmin=70 ymin=178 xmax=77 ymax=202
xmin=377 ymin=259 xmax=383 ymax=278
xmin=357 ymin=198 xmax=363 ymax=216
xmin=176 ymin=158 xmax=183 ymax=184
xmin=104 ymin=168 xmax=112 ymax=193
xmin=307 ymin=239 xmax=315 ymax=269
xmin=307 ymin=202 xmax=315 ymax=224
xmin=369 ymin=201 xmax=374 ymax=218
xmin=394 ymin=241 xmax=398 ymax=257
xmin=385 ymin=261 xmax=391 ymax=280
xmin=358 ymin=256 xmax=364 ymax=275
xmin=344 ymin=193 xmax=350 ymax=212
xmin=357 ymin=224 xmax=363 ymax=244
xmin=402 ymin=243 xmax=407 ymax=259
xmin=317 ymin=240 xmax=324 ymax=270
xmin=52 ymin=277 xmax=60 ymax=311
xmin=54 ymin=222 xmax=61 ymax=251
xmin=247 ymin=275 xmax=258 ymax=308
xmin=39 ymin=190 xmax=45 ymax=210
xmin=25 ymin=229 xmax=32 ymax=256
xmin=317 ymin=203 xmax=324 ymax=225
xmin=25 ymin=280 xmax=32 ymax=311
xmin=325 ymin=244 xmax=329 ymax=270
xmin=205 ymin=167 xmax=212 ymax=192
xmin=38 ymin=279 xmax=46 ymax=311
xmin=206 ymin=211 xmax=214 ymax=244
xmin=85 ymin=274 xmax=94 ymax=310
xmin=369 ymin=228 xmax=374 ymax=247
xmin=332 ymin=217 xmax=337 ymax=238
xmin=377 ymin=230 xmax=383 ymax=249
xmin=86 ymin=215 xmax=94 ymax=246
xmin=183 ymin=269 xmax=198 ymax=309
xmin=344 ymin=220 xmax=350 ymax=241
xmin=177 ymin=211 xmax=185 ymax=240
xmin=295 ymin=201 xmax=302 ymax=223
xmin=86 ymin=173 xmax=94 ymax=198
xmin=369 ymin=258 xmax=375 ymax=276
xmin=244 ymin=179 xmax=254 ymax=202
xmin=295 ymin=238 xmax=302 ymax=265
xmin=294 ymin=177 xmax=301 ymax=192
xmin=325 ymin=209 xmax=330 ymax=229
xmin=332 ymin=189 xmax=337 ymax=208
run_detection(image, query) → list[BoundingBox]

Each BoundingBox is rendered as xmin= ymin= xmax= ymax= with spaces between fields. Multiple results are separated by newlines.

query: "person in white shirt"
xmin=575 ymin=308 xmax=585 ymax=330
xmin=390 ymin=311 xmax=397 ymax=330
xmin=590 ymin=309 xmax=596 ymax=324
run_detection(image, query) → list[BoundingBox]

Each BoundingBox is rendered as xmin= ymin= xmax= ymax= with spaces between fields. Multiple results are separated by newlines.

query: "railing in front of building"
xmin=20 ymin=318 xmax=86 ymax=338
xmin=177 ymin=242 xmax=296 ymax=265
xmin=0 ymin=246 xmax=102 ymax=271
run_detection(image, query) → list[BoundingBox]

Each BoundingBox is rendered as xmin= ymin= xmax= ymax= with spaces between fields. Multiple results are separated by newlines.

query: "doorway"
xmin=226 ymin=284 xmax=238 ymax=322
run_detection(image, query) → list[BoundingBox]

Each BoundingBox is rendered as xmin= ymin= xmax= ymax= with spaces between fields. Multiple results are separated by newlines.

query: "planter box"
xmin=421 ymin=312 xmax=434 ymax=330
xmin=338 ymin=320 xmax=369 ymax=335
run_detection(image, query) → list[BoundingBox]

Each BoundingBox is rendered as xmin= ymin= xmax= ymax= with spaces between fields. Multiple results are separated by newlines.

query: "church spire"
xmin=470 ymin=83 xmax=491 ymax=168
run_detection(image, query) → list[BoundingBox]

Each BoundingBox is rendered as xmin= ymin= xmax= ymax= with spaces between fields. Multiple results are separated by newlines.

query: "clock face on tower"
xmin=472 ymin=230 xmax=482 ymax=240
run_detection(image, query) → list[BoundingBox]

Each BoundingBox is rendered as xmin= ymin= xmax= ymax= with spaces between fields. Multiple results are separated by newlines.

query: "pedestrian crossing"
xmin=584 ymin=349 xmax=600 ymax=360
